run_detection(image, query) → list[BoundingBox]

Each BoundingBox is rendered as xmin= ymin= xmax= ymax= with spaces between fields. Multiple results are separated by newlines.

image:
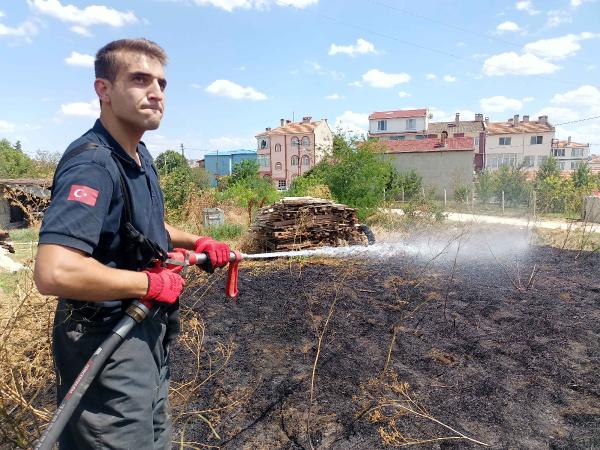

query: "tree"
xmin=0 ymin=138 xmax=34 ymax=178
xmin=535 ymin=156 xmax=560 ymax=185
xmin=571 ymin=162 xmax=593 ymax=190
xmin=230 ymin=159 xmax=259 ymax=185
xmin=155 ymin=150 xmax=188 ymax=176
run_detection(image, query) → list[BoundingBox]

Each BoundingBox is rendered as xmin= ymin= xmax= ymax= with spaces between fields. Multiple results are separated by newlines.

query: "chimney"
xmin=522 ymin=115 xmax=529 ymax=123
xmin=302 ymin=116 xmax=312 ymax=124
xmin=485 ymin=116 xmax=489 ymax=125
xmin=455 ymin=113 xmax=460 ymax=126
xmin=475 ymin=113 xmax=484 ymax=122
xmin=265 ymin=127 xmax=271 ymax=131
xmin=513 ymin=114 xmax=519 ymax=126
xmin=286 ymin=119 xmax=292 ymax=124
xmin=280 ymin=118 xmax=284 ymax=127
xmin=568 ymin=136 xmax=572 ymax=144
xmin=322 ymin=118 xmax=328 ymax=124
xmin=508 ymin=118 xmax=513 ymax=125
xmin=538 ymin=115 xmax=548 ymax=124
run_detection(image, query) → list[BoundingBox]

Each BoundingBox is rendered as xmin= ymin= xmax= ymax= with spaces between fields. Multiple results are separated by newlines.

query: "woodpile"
xmin=0 ymin=231 xmax=15 ymax=253
xmin=251 ymin=197 xmax=366 ymax=251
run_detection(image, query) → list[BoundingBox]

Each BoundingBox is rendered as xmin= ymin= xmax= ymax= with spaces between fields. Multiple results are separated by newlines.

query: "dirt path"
xmin=171 ymin=227 xmax=599 ymax=449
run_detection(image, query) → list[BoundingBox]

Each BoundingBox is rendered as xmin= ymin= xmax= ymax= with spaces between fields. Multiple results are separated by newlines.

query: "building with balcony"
xmin=368 ymin=108 xmax=429 ymax=141
xmin=551 ymin=137 xmax=591 ymax=172
xmin=485 ymin=115 xmax=555 ymax=172
xmin=255 ymin=116 xmax=333 ymax=190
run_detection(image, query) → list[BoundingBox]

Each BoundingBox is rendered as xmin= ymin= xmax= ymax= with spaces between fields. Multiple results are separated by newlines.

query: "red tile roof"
xmin=488 ymin=119 xmax=554 ymax=135
xmin=369 ymin=109 xmax=427 ymax=120
xmin=378 ymin=137 xmax=475 ymax=153
xmin=256 ymin=120 xmax=323 ymax=137
xmin=552 ymin=140 xmax=588 ymax=148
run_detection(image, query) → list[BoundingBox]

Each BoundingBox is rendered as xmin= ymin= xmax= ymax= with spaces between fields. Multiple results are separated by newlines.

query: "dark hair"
xmin=95 ymin=38 xmax=167 ymax=82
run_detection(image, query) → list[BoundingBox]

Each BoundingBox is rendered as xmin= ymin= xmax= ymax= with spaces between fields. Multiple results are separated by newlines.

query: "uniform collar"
xmin=92 ymin=119 xmax=148 ymax=171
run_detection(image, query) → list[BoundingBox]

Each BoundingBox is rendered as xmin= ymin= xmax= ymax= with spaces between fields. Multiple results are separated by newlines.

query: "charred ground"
xmin=170 ymin=228 xmax=600 ymax=449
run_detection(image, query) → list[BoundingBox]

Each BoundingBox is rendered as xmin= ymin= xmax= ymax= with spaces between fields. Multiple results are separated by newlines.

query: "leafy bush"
xmin=387 ymin=169 xmax=422 ymax=201
xmin=155 ymin=149 xmax=188 ymax=176
xmin=475 ymin=170 xmax=495 ymax=204
xmin=495 ymin=165 xmax=531 ymax=206
xmin=204 ymin=223 xmax=246 ymax=241
xmin=0 ymin=139 xmax=34 ymax=178
xmin=453 ymin=184 xmax=469 ymax=203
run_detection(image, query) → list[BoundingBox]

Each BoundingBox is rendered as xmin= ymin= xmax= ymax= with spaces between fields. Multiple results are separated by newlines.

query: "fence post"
xmin=444 ymin=189 xmax=447 ymax=207
xmin=402 ymin=187 xmax=405 ymax=203
xmin=422 ymin=186 xmax=425 ymax=199
xmin=532 ymin=190 xmax=536 ymax=220
xmin=502 ymin=191 xmax=505 ymax=214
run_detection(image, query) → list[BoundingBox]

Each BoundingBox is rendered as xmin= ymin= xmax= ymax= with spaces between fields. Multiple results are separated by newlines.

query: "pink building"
xmin=255 ymin=116 xmax=333 ymax=190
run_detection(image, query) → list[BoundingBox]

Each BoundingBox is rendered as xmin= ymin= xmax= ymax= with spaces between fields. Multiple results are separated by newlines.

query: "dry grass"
xmin=0 ymin=262 xmax=55 ymax=449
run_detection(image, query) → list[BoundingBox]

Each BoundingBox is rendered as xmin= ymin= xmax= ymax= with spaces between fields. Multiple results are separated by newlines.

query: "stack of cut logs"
xmin=251 ymin=197 xmax=365 ymax=252
xmin=0 ymin=231 xmax=15 ymax=253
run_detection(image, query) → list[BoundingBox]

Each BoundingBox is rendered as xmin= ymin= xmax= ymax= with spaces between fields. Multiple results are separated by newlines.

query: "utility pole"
xmin=180 ymin=143 xmax=185 ymax=158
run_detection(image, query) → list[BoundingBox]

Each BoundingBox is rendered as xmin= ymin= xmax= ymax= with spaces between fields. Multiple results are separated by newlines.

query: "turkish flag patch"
xmin=67 ymin=184 xmax=99 ymax=206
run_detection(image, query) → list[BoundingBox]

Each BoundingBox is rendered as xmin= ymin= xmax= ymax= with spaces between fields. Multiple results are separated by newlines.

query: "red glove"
xmin=194 ymin=237 xmax=230 ymax=269
xmin=141 ymin=268 xmax=185 ymax=304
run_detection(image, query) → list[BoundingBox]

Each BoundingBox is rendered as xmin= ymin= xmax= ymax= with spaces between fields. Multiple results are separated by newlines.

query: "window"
xmin=571 ymin=161 xmax=582 ymax=170
xmin=406 ymin=118 xmax=416 ymax=130
xmin=474 ymin=137 xmax=480 ymax=148
xmin=415 ymin=134 xmax=425 ymax=140
xmin=571 ymin=148 xmax=584 ymax=157
xmin=275 ymin=143 xmax=281 ymax=152
xmin=291 ymin=155 xmax=299 ymax=166
xmin=559 ymin=161 xmax=565 ymax=170
xmin=302 ymin=136 xmax=310 ymax=147
xmin=530 ymin=135 xmax=543 ymax=145
xmin=523 ymin=156 xmax=534 ymax=168
xmin=552 ymin=148 xmax=565 ymax=157
xmin=537 ymin=156 xmax=548 ymax=166
xmin=499 ymin=137 xmax=512 ymax=146
xmin=302 ymin=155 xmax=310 ymax=166
xmin=486 ymin=153 xmax=517 ymax=169
xmin=259 ymin=139 xmax=268 ymax=149
xmin=257 ymin=155 xmax=270 ymax=168
xmin=278 ymin=179 xmax=287 ymax=190
xmin=275 ymin=162 xmax=282 ymax=170
xmin=291 ymin=137 xmax=300 ymax=148
xmin=377 ymin=120 xmax=387 ymax=131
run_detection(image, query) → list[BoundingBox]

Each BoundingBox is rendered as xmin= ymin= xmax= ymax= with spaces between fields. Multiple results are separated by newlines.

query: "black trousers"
xmin=52 ymin=300 xmax=178 ymax=450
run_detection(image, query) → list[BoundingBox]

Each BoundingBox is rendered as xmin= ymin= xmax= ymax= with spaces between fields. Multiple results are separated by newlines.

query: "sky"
xmin=1 ymin=0 xmax=599 ymax=159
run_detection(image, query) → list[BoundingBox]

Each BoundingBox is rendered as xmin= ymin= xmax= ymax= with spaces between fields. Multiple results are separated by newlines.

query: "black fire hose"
xmin=34 ymin=251 xmax=240 ymax=450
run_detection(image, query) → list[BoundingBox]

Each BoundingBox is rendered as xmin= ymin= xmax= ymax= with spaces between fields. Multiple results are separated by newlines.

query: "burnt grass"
xmin=171 ymin=233 xmax=600 ymax=449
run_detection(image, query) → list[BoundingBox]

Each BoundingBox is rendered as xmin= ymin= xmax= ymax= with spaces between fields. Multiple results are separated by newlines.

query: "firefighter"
xmin=34 ymin=38 xmax=230 ymax=449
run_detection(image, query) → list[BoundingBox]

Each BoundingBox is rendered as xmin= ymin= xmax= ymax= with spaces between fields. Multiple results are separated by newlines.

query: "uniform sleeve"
xmin=39 ymin=162 xmax=114 ymax=255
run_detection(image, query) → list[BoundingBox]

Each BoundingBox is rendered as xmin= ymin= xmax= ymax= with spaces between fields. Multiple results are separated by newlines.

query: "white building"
xmin=368 ymin=109 xmax=429 ymax=140
xmin=485 ymin=115 xmax=555 ymax=172
xmin=551 ymin=137 xmax=591 ymax=172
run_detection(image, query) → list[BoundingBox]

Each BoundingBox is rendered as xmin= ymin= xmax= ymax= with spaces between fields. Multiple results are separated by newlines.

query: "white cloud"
xmin=429 ymin=107 xmax=476 ymax=123
xmin=515 ymin=0 xmax=539 ymax=15
xmin=189 ymin=0 xmax=316 ymax=11
xmin=0 ymin=11 xmax=4 ymax=18
xmin=348 ymin=81 xmax=363 ymax=87
xmin=60 ymin=99 xmax=100 ymax=118
xmin=28 ymin=0 xmax=137 ymax=35
xmin=334 ymin=110 xmax=368 ymax=136
xmin=523 ymin=32 xmax=598 ymax=60
xmin=550 ymin=84 xmax=600 ymax=109
xmin=480 ymin=96 xmax=523 ymax=113
xmin=398 ymin=91 xmax=411 ymax=98
xmin=65 ymin=51 xmax=94 ymax=67
xmin=571 ymin=0 xmax=595 ymax=7
xmin=425 ymin=73 xmax=436 ymax=80
xmin=0 ymin=16 xmax=39 ymax=40
xmin=443 ymin=74 xmax=457 ymax=82
xmin=482 ymin=51 xmax=561 ymax=76
xmin=208 ymin=136 xmax=255 ymax=150
xmin=70 ymin=25 xmax=92 ymax=36
xmin=328 ymin=38 xmax=377 ymax=57
xmin=456 ymin=42 xmax=466 ymax=47
xmin=534 ymin=106 xmax=579 ymax=123
xmin=361 ymin=69 xmax=410 ymax=88
xmin=205 ymin=79 xmax=267 ymax=101
xmin=0 ymin=120 xmax=16 ymax=132
xmin=325 ymin=93 xmax=344 ymax=100
xmin=304 ymin=60 xmax=345 ymax=80
xmin=497 ymin=21 xmax=520 ymax=32
xmin=546 ymin=10 xmax=571 ymax=27
xmin=522 ymin=96 xmax=534 ymax=103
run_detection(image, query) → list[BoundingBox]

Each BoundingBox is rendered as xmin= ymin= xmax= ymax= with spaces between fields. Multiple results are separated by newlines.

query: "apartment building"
xmin=255 ymin=116 xmax=333 ymax=190
xmin=428 ymin=113 xmax=487 ymax=171
xmin=551 ymin=137 xmax=591 ymax=172
xmin=368 ymin=109 xmax=429 ymax=140
xmin=485 ymin=115 xmax=555 ymax=172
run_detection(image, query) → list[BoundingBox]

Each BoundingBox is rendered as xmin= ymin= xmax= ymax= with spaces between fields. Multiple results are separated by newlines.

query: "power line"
xmin=554 ymin=115 xmax=600 ymax=126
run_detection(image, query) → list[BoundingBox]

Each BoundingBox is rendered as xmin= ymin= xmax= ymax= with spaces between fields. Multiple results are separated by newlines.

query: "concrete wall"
xmin=0 ymin=197 xmax=10 ymax=228
xmin=384 ymin=150 xmax=474 ymax=198
xmin=369 ymin=116 xmax=427 ymax=135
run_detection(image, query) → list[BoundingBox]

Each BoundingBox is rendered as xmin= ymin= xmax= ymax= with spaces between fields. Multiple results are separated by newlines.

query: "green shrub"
xmin=453 ymin=184 xmax=469 ymax=203
xmin=204 ymin=223 xmax=246 ymax=241
xmin=387 ymin=169 xmax=422 ymax=201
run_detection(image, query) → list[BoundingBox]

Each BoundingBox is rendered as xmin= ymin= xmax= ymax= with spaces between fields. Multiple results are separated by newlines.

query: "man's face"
xmin=104 ymin=51 xmax=166 ymax=132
